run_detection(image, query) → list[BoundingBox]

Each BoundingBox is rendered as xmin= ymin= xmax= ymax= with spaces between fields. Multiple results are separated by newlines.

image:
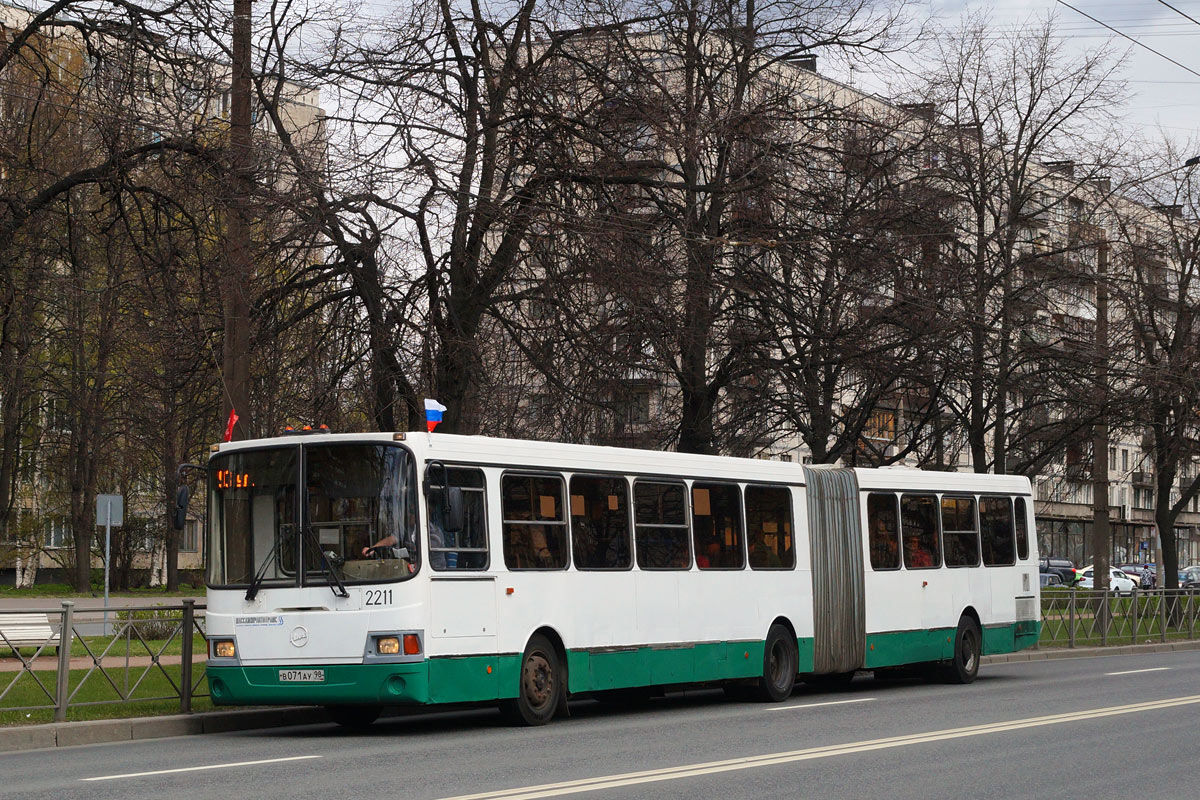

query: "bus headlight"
xmin=376 ymin=636 xmax=401 ymax=655
xmin=213 ymin=640 xmax=236 ymax=659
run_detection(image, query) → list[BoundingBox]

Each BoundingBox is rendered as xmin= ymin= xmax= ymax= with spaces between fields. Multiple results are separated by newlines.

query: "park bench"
xmin=0 ymin=613 xmax=61 ymax=654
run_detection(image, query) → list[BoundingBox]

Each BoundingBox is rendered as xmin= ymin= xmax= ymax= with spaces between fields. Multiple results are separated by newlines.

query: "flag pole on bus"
xmin=424 ymin=399 xmax=447 ymax=444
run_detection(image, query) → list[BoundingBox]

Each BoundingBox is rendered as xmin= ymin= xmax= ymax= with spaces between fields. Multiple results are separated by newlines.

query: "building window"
xmin=181 ymin=520 xmax=199 ymax=552
xmin=44 ymin=517 xmax=68 ymax=548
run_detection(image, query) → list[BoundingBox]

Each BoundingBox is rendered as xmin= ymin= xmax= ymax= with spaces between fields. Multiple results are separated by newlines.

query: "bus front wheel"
xmin=501 ymin=634 xmax=562 ymax=726
xmin=753 ymin=623 xmax=798 ymax=702
xmin=943 ymin=615 xmax=982 ymax=685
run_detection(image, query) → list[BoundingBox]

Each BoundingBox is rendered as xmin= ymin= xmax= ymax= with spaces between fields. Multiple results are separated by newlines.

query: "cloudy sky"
xmin=920 ymin=0 xmax=1200 ymax=146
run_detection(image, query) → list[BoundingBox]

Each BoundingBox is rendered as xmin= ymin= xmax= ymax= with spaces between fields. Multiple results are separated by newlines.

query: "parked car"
xmin=1039 ymin=572 xmax=1064 ymax=588
xmin=1181 ymin=566 xmax=1200 ymax=589
xmin=1077 ymin=565 xmax=1137 ymax=594
xmin=1040 ymin=558 xmax=1079 ymax=586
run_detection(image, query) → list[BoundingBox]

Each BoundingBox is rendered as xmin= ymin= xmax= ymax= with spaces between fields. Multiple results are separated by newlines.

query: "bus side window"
xmin=980 ymin=497 xmax=1015 ymax=566
xmin=746 ymin=485 xmax=794 ymax=570
xmin=1014 ymin=497 xmax=1030 ymax=560
xmin=867 ymin=493 xmax=900 ymax=570
xmin=900 ymin=494 xmax=940 ymax=569
xmin=634 ymin=481 xmax=690 ymax=569
xmin=428 ymin=468 xmax=488 ymax=570
xmin=692 ymin=482 xmax=744 ymax=569
xmin=502 ymin=474 xmax=568 ymax=570
xmin=570 ymin=475 xmax=632 ymax=570
xmin=942 ymin=496 xmax=979 ymax=567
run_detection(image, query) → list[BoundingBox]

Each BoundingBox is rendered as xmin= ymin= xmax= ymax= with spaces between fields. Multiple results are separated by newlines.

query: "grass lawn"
xmin=0 ymin=583 xmax=200 ymax=599
xmin=0 ymin=662 xmax=213 ymax=725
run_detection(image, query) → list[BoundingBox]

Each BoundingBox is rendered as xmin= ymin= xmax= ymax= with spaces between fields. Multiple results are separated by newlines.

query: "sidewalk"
xmin=3 ymin=638 xmax=1200 ymax=753
xmin=0 ymin=596 xmax=202 ymax=611
xmin=0 ymin=654 xmax=203 ymax=673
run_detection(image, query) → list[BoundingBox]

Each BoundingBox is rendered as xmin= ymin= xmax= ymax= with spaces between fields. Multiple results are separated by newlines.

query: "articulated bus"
xmin=200 ymin=431 xmax=1041 ymax=726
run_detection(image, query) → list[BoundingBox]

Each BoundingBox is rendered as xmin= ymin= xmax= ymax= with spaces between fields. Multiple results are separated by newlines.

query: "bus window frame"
xmin=690 ymin=480 xmax=745 ymax=571
xmin=500 ymin=470 xmax=570 ymax=571
xmin=632 ymin=478 xmax=692 ymax=571
xmin=426 ymin=465 xmax=490 ymax=571
xmin=567 ymin=473 xmax=634 ymax=572
xmin=900 ymin=492 xmax=942 ymax=570
xmin=1015 ymin=496 xmax=1030 ymax=561
xmin=979 ymin=495 xmax=1016 ymax=568
xmin=743 ymin=483 xmax=796 ymax=571
xmin=867 ymin=491 xmax=902 ymax=572
xmin=940 ymin=493 xmax=981 ymax=569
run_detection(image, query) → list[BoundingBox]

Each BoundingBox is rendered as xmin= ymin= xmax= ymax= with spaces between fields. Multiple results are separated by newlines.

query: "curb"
xmin=0 ymin=706 xmax=329 ymax=753
xmin=4 ymin=640 xmax=1199 ymax=753
xmin=982 ymin=638 xmax=1200 ymax=664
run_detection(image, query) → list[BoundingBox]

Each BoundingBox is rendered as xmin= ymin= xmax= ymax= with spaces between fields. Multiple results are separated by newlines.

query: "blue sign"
xmin=1140 ymin=541 xmax=1147 ymax=550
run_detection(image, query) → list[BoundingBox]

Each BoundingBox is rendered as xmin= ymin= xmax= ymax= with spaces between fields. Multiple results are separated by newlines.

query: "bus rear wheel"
xmin=753 ymin=623 xmax=797 ymax=702
xmin=325 ymin=704 xmax=382 ymax=729
xmin=943 ymin=615 xmax=982 ymax=685
xmin=501 ymin=634 xmax=562 ymax=726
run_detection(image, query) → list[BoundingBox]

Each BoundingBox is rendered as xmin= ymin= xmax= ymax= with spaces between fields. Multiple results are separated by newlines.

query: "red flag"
xmin=223 ymin=408 xmax=239 ymax=442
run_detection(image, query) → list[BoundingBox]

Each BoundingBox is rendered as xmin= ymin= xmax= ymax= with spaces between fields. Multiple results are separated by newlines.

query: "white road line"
xmin=765 ymin=697 xmax=875 ymax=712
xmin=82 ymin=755 xmax=322 ymax=782
xmin=437 ymin=694 xmax=1200 ymax=800
xmin=1106 ymin=667 xmax=1170 ymax=676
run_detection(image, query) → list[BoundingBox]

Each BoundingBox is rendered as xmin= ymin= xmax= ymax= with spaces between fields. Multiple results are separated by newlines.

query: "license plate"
xmin=278 ymin=669 xmax=325 ymax=683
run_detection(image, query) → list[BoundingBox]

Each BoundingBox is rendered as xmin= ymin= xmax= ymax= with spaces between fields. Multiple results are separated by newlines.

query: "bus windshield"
xmin=207 ymin=442 xmax=420 ymax=588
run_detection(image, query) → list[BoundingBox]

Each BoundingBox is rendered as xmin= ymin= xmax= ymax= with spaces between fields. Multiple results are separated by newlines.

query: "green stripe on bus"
xmin=209 ymin=626 xmax=1035 ymax=707
xmin=864 ymin=621 xmax=1041 ymax=669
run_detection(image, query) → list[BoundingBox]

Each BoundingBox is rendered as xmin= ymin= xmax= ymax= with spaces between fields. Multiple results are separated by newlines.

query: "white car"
xmin=1077 ymin=565 xmax=1137 ymax=594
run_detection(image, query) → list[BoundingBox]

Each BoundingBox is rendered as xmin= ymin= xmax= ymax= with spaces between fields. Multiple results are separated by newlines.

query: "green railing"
xmin=0 ymin=601 xmax=207 ymax=721
xmin=1040 ymin=588 xmax=1200 ymax=648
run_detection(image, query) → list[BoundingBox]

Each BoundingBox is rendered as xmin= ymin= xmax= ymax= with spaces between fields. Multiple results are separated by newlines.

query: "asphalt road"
xmin=3 ymin=650 xmax=1199 ymax=800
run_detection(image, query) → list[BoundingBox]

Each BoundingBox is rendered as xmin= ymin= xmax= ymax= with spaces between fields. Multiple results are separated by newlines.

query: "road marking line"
xmin=82 ymin=755 xmax=322 ymax=782
xmin=765 ymin=698 xmax=875 ymax=712
xmin=1106 ymin=667 xmax=1170 ymax=676
xmin=437 ymin=694 xmax=1200 ymax=800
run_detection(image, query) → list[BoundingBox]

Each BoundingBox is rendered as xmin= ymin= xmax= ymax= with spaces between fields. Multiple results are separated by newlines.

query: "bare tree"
xmin=907 ymin=17 xmax=1126 ymax=475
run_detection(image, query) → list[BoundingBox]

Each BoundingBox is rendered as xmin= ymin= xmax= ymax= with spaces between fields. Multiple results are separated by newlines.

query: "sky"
xmin=908 ymin=1 xmax=1200 ymax=147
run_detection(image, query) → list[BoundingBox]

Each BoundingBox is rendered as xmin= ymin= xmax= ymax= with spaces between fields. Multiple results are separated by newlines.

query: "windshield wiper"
xmin=302 ymin=525 xmax=350 ymax=598
xmin=245 ymin=526 xmax=288 ymax=601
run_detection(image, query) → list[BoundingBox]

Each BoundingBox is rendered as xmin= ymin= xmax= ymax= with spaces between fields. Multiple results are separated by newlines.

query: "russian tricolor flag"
xmin=424 ymin=399 xmax=447 ymax=432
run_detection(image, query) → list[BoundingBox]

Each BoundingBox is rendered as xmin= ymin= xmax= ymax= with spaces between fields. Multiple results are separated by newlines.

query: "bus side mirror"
xmin=172 ymin=485 xmax=191 ymax=530
xmin=443 ymin=487 xmax=464 ymax=533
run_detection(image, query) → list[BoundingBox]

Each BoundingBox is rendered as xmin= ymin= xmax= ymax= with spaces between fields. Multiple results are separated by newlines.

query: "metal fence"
xmin=3 ymin=592 xmax=1200 ymax=720
xmin=0 ymin=601 xmax=207 ymax=721
xmin=1040 ymin=588 xmax=1200 ymax=647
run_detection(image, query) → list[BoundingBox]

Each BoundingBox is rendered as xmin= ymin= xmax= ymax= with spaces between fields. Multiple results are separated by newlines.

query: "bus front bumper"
xmin=207 ymin=662 xmax=431 ymax=706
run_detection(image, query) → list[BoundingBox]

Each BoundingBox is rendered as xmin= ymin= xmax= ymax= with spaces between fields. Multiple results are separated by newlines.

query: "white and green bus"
xmin=199 ymin=431 xmax=1040 ymax=726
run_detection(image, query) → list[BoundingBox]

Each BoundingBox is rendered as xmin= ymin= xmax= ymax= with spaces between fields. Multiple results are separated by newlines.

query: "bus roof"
xmin=211 ymin=432 xmax=1031 ymax=493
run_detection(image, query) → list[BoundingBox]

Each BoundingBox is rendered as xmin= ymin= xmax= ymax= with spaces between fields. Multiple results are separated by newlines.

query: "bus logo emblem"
xmin=289 ymin=626 xmax=309 ymax=648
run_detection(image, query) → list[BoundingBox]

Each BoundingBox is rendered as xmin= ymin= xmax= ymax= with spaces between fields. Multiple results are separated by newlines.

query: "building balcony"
xmin=1131 ymin=470 xmax=1152 ymax=486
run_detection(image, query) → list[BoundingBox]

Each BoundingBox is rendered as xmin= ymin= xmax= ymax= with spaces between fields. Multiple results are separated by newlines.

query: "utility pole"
xmin=1091 ymin=237 xmax=1111 ymax=593
xmin=222 ymin=0 xmax=254 ymax=440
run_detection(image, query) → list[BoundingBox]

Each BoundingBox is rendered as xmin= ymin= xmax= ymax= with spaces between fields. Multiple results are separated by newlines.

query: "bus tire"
xmin=325 ymin=704 xmax=382 ymax=729
xmin=753 ymin=623 xmax=798 ymax=702
xmin=500 ymin=634 xmax=562 ymax=726
xmin=943 ymin=615 xmax=982 ymax=685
